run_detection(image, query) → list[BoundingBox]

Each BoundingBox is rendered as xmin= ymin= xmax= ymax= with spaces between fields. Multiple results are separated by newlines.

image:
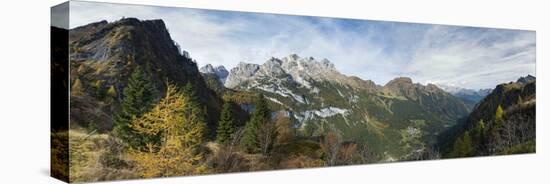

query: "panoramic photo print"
xmin=51 ymin=1 xmax=536 ymax=183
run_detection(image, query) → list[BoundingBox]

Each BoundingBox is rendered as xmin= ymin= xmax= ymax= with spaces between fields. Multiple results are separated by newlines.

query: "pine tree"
xmin=461 ymin=131 xmax=473 ymax=156
xmin=128 ymin=84 xmax=207 ymax=177
xmin=242 ymin=94 xmax=270 ymax=153
xmin=113 ymin=66 xmax=157 ymax=149
xmin=182 ymin=82 xmax=201 ymax=111
xmin=473 ymin=119 xmax=486 ymax=151
xmin=451 ymin=131 xmax=473 ymax=157
xmin=216 ymin=102 xmax=235 ymax=145
xmin=181 ymin=82 xmax=206 ymax=135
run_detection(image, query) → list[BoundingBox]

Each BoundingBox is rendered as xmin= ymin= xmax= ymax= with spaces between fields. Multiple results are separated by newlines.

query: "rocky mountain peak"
xmin=321 ymin=58 xmax=335 ymax=69
xmin=517 ymin=74 xmax=536 ymax=84
xmin=385 ymin=77 xmax=413 ymax=87
xmin=280 ymin=54 xmax=335 ymax=71
xmin=261 ymin=57 xmax=284 ymax=74
xmin=200 ymin=64 xmax=216 ymax=73
xmin=224 ymin=54 xmax=347 ymax=90
xmin=200 ymin=64 xmax=229 ymax=83
xmin=225 ymin=62 xmax=261 ymax=88
xmin=215 ymin=65 xmax=228 ymax=73
xmin=426 ymin=83 xmax=442 ymax=92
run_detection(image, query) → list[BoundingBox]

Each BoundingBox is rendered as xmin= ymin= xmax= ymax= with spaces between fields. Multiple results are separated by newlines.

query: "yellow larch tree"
xmin=128 ymin=83 xmax=207 ymax=178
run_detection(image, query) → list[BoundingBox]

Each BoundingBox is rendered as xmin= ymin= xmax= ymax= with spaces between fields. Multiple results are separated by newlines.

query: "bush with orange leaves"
xmin=320 ymin=131 xmax=361 ymax=166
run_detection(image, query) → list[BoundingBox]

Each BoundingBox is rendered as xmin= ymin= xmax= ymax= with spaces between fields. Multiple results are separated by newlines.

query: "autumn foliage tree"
xmin=274 ymin=112 xmax=294 ymax=145
xmin=71 ymin=78 xmax=84 ymax=96
xmin=128 ymin=84 xmax=207 ymax=178
xmin=320 ymin=131 xmax=342 ymax=166
xmin=487 ymin=105 xmax=505 ymax=152
xmin=258 ymin=119 xmax=277 ymax=155
xmin=337 ymin=143 xmax=359 ymax=165
xmin=495 ymin=105 xmax=504 ymax=122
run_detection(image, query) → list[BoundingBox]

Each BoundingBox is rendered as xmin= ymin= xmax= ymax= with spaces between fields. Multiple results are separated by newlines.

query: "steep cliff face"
xmin=68 ymin=18 xmax=222 ymax=133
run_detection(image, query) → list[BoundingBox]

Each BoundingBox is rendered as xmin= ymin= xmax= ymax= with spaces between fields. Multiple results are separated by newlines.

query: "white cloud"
xmin=405 ymin=26 xmax=535 ymax=88
xmin=68 ymin=1 xmax=535 ymax=89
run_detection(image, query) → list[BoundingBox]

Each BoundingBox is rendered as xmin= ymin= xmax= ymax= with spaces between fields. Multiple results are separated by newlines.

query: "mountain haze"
xmin=438 ymin=85 xmax=492 ymax=110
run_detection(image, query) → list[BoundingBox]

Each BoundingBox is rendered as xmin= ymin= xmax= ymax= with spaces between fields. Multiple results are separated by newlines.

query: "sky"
xmin=59 ymin=1 xmax=536 ymax=89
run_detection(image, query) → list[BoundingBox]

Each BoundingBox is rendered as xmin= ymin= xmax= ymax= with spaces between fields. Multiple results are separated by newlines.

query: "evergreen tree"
xmin=182 ymin=82 xmax=200 ymax=108
xmin=473 ymin=119 xmax=486 ymax=151
xmin=216 ymin=102 xmax=235 ymax=145
xmin=242 ymin=94 xmax=270 ymax=153
xmin=451 ymin=131 xmax=473 ymax=157
xmin=181 ymin=82 xmax=206 ymax=135
xmin=114 ymin=66 xmax=157 ymax=149
xmin=461 ymin=131 xmax=473 ymax=156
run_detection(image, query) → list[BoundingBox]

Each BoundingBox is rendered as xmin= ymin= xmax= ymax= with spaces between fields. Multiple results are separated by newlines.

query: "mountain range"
xmin=202 ymin=54 xmax=473 ymax=159
xmin=438 ymin=85 xmax=492 ymax=109
xmin=67 ymin=18 xmax=535 ymax=161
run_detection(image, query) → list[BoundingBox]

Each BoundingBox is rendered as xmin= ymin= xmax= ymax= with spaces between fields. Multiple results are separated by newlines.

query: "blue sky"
xmin=63 ymin=1 xmax=536 ymax=89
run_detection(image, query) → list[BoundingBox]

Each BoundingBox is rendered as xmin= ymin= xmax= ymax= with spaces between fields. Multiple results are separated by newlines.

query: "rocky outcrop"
xmin=200 ymin=64 xmax=229 ymax=84
xmin=224 ymin=62 xmax=260 ymax=88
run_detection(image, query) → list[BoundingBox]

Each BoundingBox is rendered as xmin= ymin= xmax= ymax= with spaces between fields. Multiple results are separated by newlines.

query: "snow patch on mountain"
xmin=266 ymin=96 xmax=284 ymax=106
xmin=337 ymin=89 xmax=345 ymax=97
xmin=253 ymin=84 xmax=305 ymax=104
xmin=301 ymin=107 xmax=349 ymax=120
